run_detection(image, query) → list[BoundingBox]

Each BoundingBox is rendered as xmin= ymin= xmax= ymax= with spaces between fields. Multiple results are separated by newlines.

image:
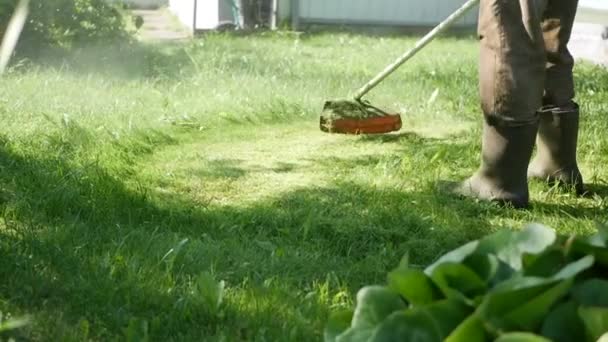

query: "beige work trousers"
xmin=478 ymin=0 xmax=579 ymax=126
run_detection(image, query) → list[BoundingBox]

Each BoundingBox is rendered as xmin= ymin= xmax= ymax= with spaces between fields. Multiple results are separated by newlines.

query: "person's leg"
xmin=528 ymin=0 xmax=584 ymax=194
xmin=455 ymin=0 xmax=546 ymax=208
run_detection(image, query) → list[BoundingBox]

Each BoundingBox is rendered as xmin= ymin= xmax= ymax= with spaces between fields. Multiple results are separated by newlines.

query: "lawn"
xmin=0 ymin=32 xmax=607 ymax=341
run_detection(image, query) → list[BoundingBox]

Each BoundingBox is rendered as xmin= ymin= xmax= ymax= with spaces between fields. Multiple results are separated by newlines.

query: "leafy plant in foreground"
xmin=326 ymin=223 xmax=608 ymax=342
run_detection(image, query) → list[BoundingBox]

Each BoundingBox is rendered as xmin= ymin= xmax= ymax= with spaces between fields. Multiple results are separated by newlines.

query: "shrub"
xmin=1 ymin=0 xmax=128 ymax=50
xmin=326 ymin=223 xmax=608 ymax=342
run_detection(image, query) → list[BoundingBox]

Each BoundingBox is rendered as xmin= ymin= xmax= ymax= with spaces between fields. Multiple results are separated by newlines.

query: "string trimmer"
xmin=320 ymin=0 xmax=479 ymax=134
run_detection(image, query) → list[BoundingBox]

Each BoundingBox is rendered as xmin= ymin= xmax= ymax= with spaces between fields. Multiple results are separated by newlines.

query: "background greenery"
xmin=0 ymin=0 xmax=128 ymax=52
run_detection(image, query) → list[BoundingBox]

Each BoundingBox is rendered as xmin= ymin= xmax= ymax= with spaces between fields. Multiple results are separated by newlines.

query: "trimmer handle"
xmin=353 ymin=0 xmax=480 ymax=101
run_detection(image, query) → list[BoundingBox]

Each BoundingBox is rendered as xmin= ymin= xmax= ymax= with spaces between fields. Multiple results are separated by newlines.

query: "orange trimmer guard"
xmin=319 ymin=100 xmax=402 ymax=134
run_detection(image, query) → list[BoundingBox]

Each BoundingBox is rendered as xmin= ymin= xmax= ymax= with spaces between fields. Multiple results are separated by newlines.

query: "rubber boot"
xmin=455 ymin=120 xmax=538 ymax=209
xmin=528 ymin=103 xmax=584 ymax=194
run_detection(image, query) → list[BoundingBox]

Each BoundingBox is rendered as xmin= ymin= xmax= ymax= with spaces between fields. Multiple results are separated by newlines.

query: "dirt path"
xmin=133 ymin=9 xmax=191 ymax=42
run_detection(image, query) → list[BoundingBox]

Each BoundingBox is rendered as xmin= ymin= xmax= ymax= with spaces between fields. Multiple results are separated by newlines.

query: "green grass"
xmin=0 ymin=32 xmax=607 ymax=341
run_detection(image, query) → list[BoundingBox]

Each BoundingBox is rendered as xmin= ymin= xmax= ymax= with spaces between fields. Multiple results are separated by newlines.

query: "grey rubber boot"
xmin=528 ymin=103 xmax=584 ymax=194
xmin=455 ymin=120 xmax=539 ymax=209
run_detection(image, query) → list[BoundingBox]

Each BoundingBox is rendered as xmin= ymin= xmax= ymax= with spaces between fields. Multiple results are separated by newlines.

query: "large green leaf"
xmin=335 ymin=286 xmax=407 ymax=341
xmin=423 ymin=299 xmax=472 ymax=338
xmin=371 ymin=310 xmax=441 ymax=342
xmin=335 ymin=295 xmax=471 ymax=342
xmin=541 ymin=301 xmax=586 ymax=342
xmin=492 ymin=255 xmax=594 ymax=293
xmin=341 ymin=299 xmax=469 ymax=342
xmin=335 ymin=326 xmax=374 ymax=342
xmin=597 ymin=223 xmax=608 ymax=245
xmin=465 ymin=254 xmax=514 ymax=287
xmin=586 ymin=234 xmax=607 ymax=249
xmin=572 ymin=279 xmax=608 ymax=307
xmin=387 ymin=268 xmax=441 ymax=306
xmin=500 ymin=278 xmax=574 ymax=331
xmin=479 ymin=278 xmax=560 ymax=333
xmin=578 ymin=306 xmax=608 ymax=341
xmin=479 ymin=257 xmax=594 ymax=332
xmin=425 ymin=241 xmax=480 ymax=275
xmin=325 ymin=310 xmax=354 ymax=342
xmin=445 ymin=314 xmax=486 ymax=342
xmin=476 ymin=224 xmax=556 ymax=271
xmin=570 ymin=238 xmax=608 ymax=266
xmin=476 ymin=229 xmax=516 ymax=253
xmin=463 ymin=254 xmax=499 ymax=282
xmin=583 ymin=223 xmax=608 ymax=248
xmin=425 ymin=224 xmax=552 ymax=279
xmin=510 ymin=224 xmax=557 ymax=255
xmin=551 ymin=256 xmax=595 ymax=280
xmin=430 ymin=263 xmax=487 ymax=304
xmin=522 ymin=248 xmax=566 ymax=278
xmin=494 ymin=332 xmax=552 ymax=342
xmin=350 ymin=286 xmax=406 ymax=329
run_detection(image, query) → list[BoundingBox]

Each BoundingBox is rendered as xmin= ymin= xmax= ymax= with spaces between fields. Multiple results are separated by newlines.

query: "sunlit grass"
xmin=0 ymin=32 xmax=607 ymax=340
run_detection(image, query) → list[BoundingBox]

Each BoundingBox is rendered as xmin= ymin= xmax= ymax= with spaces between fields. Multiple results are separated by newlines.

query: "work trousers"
xmin=478 ymin=0 xmax=579 ymax=126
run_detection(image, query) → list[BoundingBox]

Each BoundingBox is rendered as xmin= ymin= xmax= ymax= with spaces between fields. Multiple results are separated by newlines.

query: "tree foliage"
xmin=1 ymin=0 xmax=128 ymax=50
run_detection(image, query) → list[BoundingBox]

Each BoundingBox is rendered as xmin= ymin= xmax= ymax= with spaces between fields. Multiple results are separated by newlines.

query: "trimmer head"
xmin=317 ymin=0 xmax=479 ymax=135
xmin=320 ymin=100 xmax=402 ymax=135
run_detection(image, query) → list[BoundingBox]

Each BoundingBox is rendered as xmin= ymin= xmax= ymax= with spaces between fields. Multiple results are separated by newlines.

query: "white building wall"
xmin=169 ymin=0 xmax=233 ymax=31
xmin=278 ymin=0 xmax=291 ymax=23
xmin=169 ymin=0 xmax=195 ymax=31
xmin=296 ymin=0 xmax=478 ymax=27
xmin=169 ymin=0 xmax=479 ymax=31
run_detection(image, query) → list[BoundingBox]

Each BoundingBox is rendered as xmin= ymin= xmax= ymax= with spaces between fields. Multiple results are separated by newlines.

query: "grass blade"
xmin=0 ymin=316 xmax=30 ymax=332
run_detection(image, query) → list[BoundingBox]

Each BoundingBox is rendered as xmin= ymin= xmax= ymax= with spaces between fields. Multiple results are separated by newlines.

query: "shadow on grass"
xmin=188 ymin=159 xmax=301 ymax=181
xmin=585 ymin=183 xmax=608 ymax=199
xmin=194 ymin=158 xmax=250 ymax=180
xmin=0 ymin=130 xmax=496 ymax=340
